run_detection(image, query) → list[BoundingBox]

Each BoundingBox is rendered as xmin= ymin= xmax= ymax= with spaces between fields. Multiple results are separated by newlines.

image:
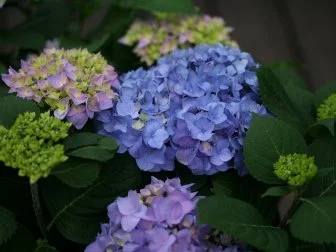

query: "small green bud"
xmin=274 ymin=153 xmax=317 ymax=186
xmin=317 ymin=93 xmax=336 ymax=120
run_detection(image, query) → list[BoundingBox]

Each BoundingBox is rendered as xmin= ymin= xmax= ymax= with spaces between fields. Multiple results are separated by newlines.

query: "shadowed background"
xmin=194 ymin=0 xmax=336 ymax=90
xmin=1 ymin=0 xmax=335 ymax=90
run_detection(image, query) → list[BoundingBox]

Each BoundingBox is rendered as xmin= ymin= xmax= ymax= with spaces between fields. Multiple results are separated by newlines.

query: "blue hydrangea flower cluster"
xmin=95 ymin=44 xmax=268 ymax=175
xmin=85 ymin=177 xmax=245 ymax=252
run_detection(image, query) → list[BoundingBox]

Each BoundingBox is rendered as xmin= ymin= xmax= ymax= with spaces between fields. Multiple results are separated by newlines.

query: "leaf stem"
xmin=279 ymin=190 xmax=300 ymax=228
xmin=30 ymin=182 xmax=48 ymax=239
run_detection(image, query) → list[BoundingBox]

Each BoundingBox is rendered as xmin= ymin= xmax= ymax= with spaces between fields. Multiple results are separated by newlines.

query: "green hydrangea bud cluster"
xmin=273 ymin=153 xmax=317 ymax=186
xmin=119 ymin=13 xmax=237 ymax=66
xmin=317 ymin=93 xmax=336 ymax=120
xmin=0 ymin=111 xmax=71 ymax=183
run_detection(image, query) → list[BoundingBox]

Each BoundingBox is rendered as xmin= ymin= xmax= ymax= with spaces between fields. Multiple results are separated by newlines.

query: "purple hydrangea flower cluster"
xmin=85 ymin=177 xmax=243 ymax=252
xmin=1 ymin=48 xmax=120 ymax=129
xmin=95 ymin=44 xmax=268 ymax=175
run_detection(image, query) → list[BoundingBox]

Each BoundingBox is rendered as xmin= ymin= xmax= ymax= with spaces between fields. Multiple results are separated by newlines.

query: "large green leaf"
xmin=290 ymin=197 xmax=336 ymax=243
xmin=307 ymin=118 xmax=336 ymax=137
xmin=51 ymin=158 xmax=100 ymax=188
xmin=66 ymin=133 xmax=118 ymax=162
xmin=0 ymin=205 xmax=17 ymax=245
xmin=0 ymin=96 xmax=40 ymax=128
xmin=269 ymin=63 xmax=308 ymax=90
xmin=262 ymin=186 xmax=293 ymax=198
xmin=289 ymin=239 xmax=336 ymax=252
xmin=314 ymin=81 xmax=336 ymax=107
xmin=42 ymin=154 xmax=142 ymax=244
xmin=64 ymin=132 xmax=107 ymax=151
xmin=198 ymin=196 xmax=289 ymax=252
xmin=68 ymin=146 xmax=116 ymax=162
xmin=212 ymin=172 xmax=277 ymax=222
xmin=257 ymin=68 xmax=309 ymax=129
xmin=284 ymin=85 xmax=315 ymax=126
xmin=244 ymin=114 xmax=307 ymax=184
xmin=308 ymin=135 xmax=336 ymax=168
xmin=115 ymin=0 xmax=196 ymax=13
xmin=304 ymin=168 xmax=336 ymax=197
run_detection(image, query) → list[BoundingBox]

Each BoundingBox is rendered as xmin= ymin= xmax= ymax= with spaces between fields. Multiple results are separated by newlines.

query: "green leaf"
xmin=51 ymin=158 xmax=100 ymax=188
xmin=212 ymin=172 xmax=278 ymax=222
xmin=305 ymin=168 xmax=336 ymax=197
xmin=66 ymin=133 xmax=118 ymax=162
xmin=0 ymin=223 xmax=36 ymax=252
xmin=314 ymin=81 xmax=336 ymax=107
xmin=64 ymin=132 xmax=106 ymax=151
xmin=257 ymin=67 xmax=309 ymax=129
xmin=0 ymin=96 xmax=40 ymax=128
xmin=0 ymin=205 xmax=17 ymax=245
xmin=68 ymin=146 xmax=116 ymax=162
xmin=244 ymin=114 xmax=307 ymax=184
xmin=289 ymin=239 xmax=336 ymax=252
xmin=284 ymin=85 xmax=315 ymax=126
xmin=269 ymin=63 xmax=308 ymax=90
xmin=290 ymin=197 xmax=336 ymax=243
xmin=262 ymin=186 xmax=293 ymax=198
xmin=42 ymin=154 xmax=142 ymax=244
xmin=115 ymin=0 xmax=196 ymax=13
xmin=198 ymin=196 xmax=289 ymax=252
xmin=307 ymin=118 xmax=336 ymax=137
xmin=308 ymin=135 xmax=336 ymax=168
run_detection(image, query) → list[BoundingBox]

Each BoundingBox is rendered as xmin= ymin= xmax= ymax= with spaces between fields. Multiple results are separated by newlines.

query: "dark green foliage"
xmin=244 ymin=114 xmax=307 ymax=184
xmin=198 ymin=196 xmax=289 ymax=252
xmin=0 ymin=2 xmax=335 ymax=251
xmin=42 ymin=154 xmax=142 ymax=244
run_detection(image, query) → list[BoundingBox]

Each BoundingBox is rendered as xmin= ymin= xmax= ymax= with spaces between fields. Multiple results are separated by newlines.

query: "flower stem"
xmin=30 ymin=182 xmax=48 ymax=239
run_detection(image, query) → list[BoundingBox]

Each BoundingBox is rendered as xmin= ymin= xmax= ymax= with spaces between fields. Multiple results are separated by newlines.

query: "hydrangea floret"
xmin=120 ymin=13 xmax=237 ymax=65
xmin=273 ymin=153 xmax=318 ymax=187
xmin=0 ymin=111 xmax=70 ymax=183
xmin=85 ymin=177 xmax=245 ymax=252
xmin=96 ymin=44 xmax=268 ymax=175
xmin=1 ymin=48 xmax=120 ymax=129
xmin=316 ymin=93 xmax=336 ymax=120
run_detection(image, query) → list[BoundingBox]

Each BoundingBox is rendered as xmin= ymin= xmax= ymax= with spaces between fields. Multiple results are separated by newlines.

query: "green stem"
xmin=30 ymin=182 xmax=48 ymax=239
xmin=279 ymin=190 xmax=301 ymax=228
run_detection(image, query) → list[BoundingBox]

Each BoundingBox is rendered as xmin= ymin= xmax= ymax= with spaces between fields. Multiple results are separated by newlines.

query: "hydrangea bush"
xmin=120 ymin=13 xmax=237 ymax=65
xmin=1 ymin=48 xmax=120 ymax=129
xmin=96 ymin=44 xmax=268 ymax=175
xmin=85 ymin=177 xmax=246 ymax=252
xmin=0 ymin=1 xmax=335 ymax=252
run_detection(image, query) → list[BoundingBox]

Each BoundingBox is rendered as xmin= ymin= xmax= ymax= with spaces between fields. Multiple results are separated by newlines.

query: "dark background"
xmin=194 ymin=0 xmax=336 ymax=90
xmin=1 ymin=0 xmax=335 ymax=90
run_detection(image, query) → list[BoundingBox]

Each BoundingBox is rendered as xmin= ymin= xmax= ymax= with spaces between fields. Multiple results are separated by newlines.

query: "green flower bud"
xmin=317 ymin=93 xmax=336 ymax=120
xmin=0 ymin=111 xmax=71 ymax=183
xmin=273 ymin=153 xmax=318 ymax=186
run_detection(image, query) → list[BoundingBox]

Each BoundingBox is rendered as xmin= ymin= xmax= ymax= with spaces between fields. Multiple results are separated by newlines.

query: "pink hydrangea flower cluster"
xmin=1 ymin=48 xmax=120 ymax=129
